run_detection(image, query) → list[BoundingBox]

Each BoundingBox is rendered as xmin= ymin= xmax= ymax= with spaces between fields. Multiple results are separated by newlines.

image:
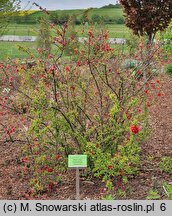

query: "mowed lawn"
xmin=3 ymin=24 xmax=39 ymax=36
xmin=0 ymin=42 xmax=37 ymax=60
xmin=3 ymin=7 xmax=127 ymax=37
xmin=4 ymin=23 xmax=129 ymax=38
xmin=105 ymin=24 xmax=130 ymax=38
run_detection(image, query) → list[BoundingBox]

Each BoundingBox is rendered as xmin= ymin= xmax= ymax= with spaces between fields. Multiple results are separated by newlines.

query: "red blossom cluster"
xmin=130 ymin=125 xmax=139 ymax=134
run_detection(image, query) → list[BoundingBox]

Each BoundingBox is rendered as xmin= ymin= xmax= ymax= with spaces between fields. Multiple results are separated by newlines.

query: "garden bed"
xmin=0 ymin=73 xmax=172 ymax=200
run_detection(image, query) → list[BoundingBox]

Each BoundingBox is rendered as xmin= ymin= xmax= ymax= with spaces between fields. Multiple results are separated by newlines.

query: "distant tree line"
xmin=101 ymin=3 xmax=121 ymax=9
xmin=9 ymin=12 xmax=124 ymax=25
xmin=49 ymin=13 xmax=124 ymax=25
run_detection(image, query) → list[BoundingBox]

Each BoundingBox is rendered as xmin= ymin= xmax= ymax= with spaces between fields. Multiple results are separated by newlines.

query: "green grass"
xmin=0 ymin=7 xmax=129 ymax=60
xmin=3 ymin=24 xmax=39 ymax=36
xmin=74 ymin=23 xmax=129 ymax=38
xmin=3 ymin=23 xmax=129 ymax=38
xmin=106 ymin=24 xmax=129 ymax=38
xmin=0 ymin=42 xmax=37 ymax=60
xmin=2 ymin=7 xmax=128 ymax=38
xmin=0 ymin=23 xmax=130 ymax=60
xmin=89 ymin=8 xmax=123 ymax=18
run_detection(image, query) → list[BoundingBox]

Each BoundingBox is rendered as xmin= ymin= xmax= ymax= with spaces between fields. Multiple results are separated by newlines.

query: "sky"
xmin=20 ymin=0 xmax=118 ymax=10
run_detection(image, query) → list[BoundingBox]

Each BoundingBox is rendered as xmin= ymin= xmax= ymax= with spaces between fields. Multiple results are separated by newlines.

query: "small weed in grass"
xmin=163 ymin=183 xmax=172 ymax=200
xmin=102 ymin=194 xmax=114 ymax=200
xmin=146 ymin=189 xmax=161 ymax=200
xmin=116 ymin=189 xmax=126 ymax=198
xmin=165 ymin=63 xmax=172 ymax=75
xmin=160 ymin=157 xmax=172 ymax=173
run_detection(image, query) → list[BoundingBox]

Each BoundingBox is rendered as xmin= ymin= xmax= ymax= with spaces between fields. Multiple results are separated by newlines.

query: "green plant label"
xmin=68 ymin=155 xmax=87 ymax=168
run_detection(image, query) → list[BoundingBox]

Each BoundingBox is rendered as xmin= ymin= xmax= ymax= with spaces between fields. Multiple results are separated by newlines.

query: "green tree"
xmin=0 ymin=0 xmax=20 ymax=35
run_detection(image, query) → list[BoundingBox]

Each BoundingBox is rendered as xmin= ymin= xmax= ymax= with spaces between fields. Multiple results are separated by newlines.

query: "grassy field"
xmin=3 ymin=23 xmax=129 ymax=38
xmin=3 ymin=5 xmax=128 ymax=38
xmin=20 ymin=8 xmax=124 ymax=21
xmin=105 ymin=24 xmax=129 ymax=38
xmin=3 ymin=24 xmax=39 ymax=36
xmin=0 ymin=7 xmax=130 ymax=60
xmin=0 ymin=42 xmax=37 ymax=60
xmin=0 ymin=23 xmax=130 ymax=60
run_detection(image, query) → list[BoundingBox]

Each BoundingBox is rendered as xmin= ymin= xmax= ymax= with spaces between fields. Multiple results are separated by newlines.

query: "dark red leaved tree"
xmin=120 ymin=0 xmax=172 ymax=43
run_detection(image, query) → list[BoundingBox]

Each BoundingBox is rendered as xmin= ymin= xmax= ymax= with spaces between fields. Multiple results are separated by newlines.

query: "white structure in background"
xmin=0 ymin=35 xmax=127 ymax=44
xmin=78 ymin=37 xmax=126 ymax=44
xmin=0 ymin=35 xmax=37 ymax=42
xmin=109 ymin=38 xmax=126 ymax=44
xmin=1 ymin=35 xmax=171 ymax=45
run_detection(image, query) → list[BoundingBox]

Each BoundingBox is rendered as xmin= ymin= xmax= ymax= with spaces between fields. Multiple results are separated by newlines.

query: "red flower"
xmin=120 ymin=171 xmax=124 ymax=176
xmin=88 ymin=30 xmax=94 ymax=38
xmin=9 ymin=77 xmax=13 ymax=82
xmin=157 ymin=92 xmax=161 ymax=97
xmin=146 ymin=101 xmax=150 ymax=107
xmin=34 ymin=151 xmax=40 ymax=155
xmin=130 ymin=125 xmax=139 ymax=134
xmin=104 ymin=113 xmax=109 ymax=118
xmin=104 ymin=32 xmax=108 ymax=40
xmin=150 ymin=82 xmax=155 ymax=89
xmin=77 ymin=61 xmax=81 ymax=67
xmin=108 ymin=165 xmax=113 ymax=170
xmin=48 ymin=54 xmax=53 ymax=59
xmin=138 ymin=109 xmax=142 ymax=113
xmin=48 ymin=182 xmax=54 ymax=190
xmin=65 ymin=66 xmax=70 ymax=72
xmin=22 ymin=157 xmax=29 ymax=163
xmin=147 ymin=44 xmax=151 ymax=49
xmin=37 ymin=48 xmax=43 ymax=53
xmin=23 ymin=166 xmax=28 ymax=173
xmin=70 ymin=86 xmax=75 ymax=91
xmin=137 ymin=70 xmax=142 ymax=75
xmin=56 ymin=154 xmax=61 ymax=160
xmin=46 ymin=168 xmax=54 ymax=173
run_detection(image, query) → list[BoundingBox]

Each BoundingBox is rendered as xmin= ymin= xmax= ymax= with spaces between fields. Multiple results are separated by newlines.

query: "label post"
xmin=68 ymin=155 xmax=87 ymax=200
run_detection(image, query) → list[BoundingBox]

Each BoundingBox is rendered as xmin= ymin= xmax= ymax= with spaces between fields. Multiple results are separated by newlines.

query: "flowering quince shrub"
xmin=0 ymin=19 xmax=165 ymax=194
